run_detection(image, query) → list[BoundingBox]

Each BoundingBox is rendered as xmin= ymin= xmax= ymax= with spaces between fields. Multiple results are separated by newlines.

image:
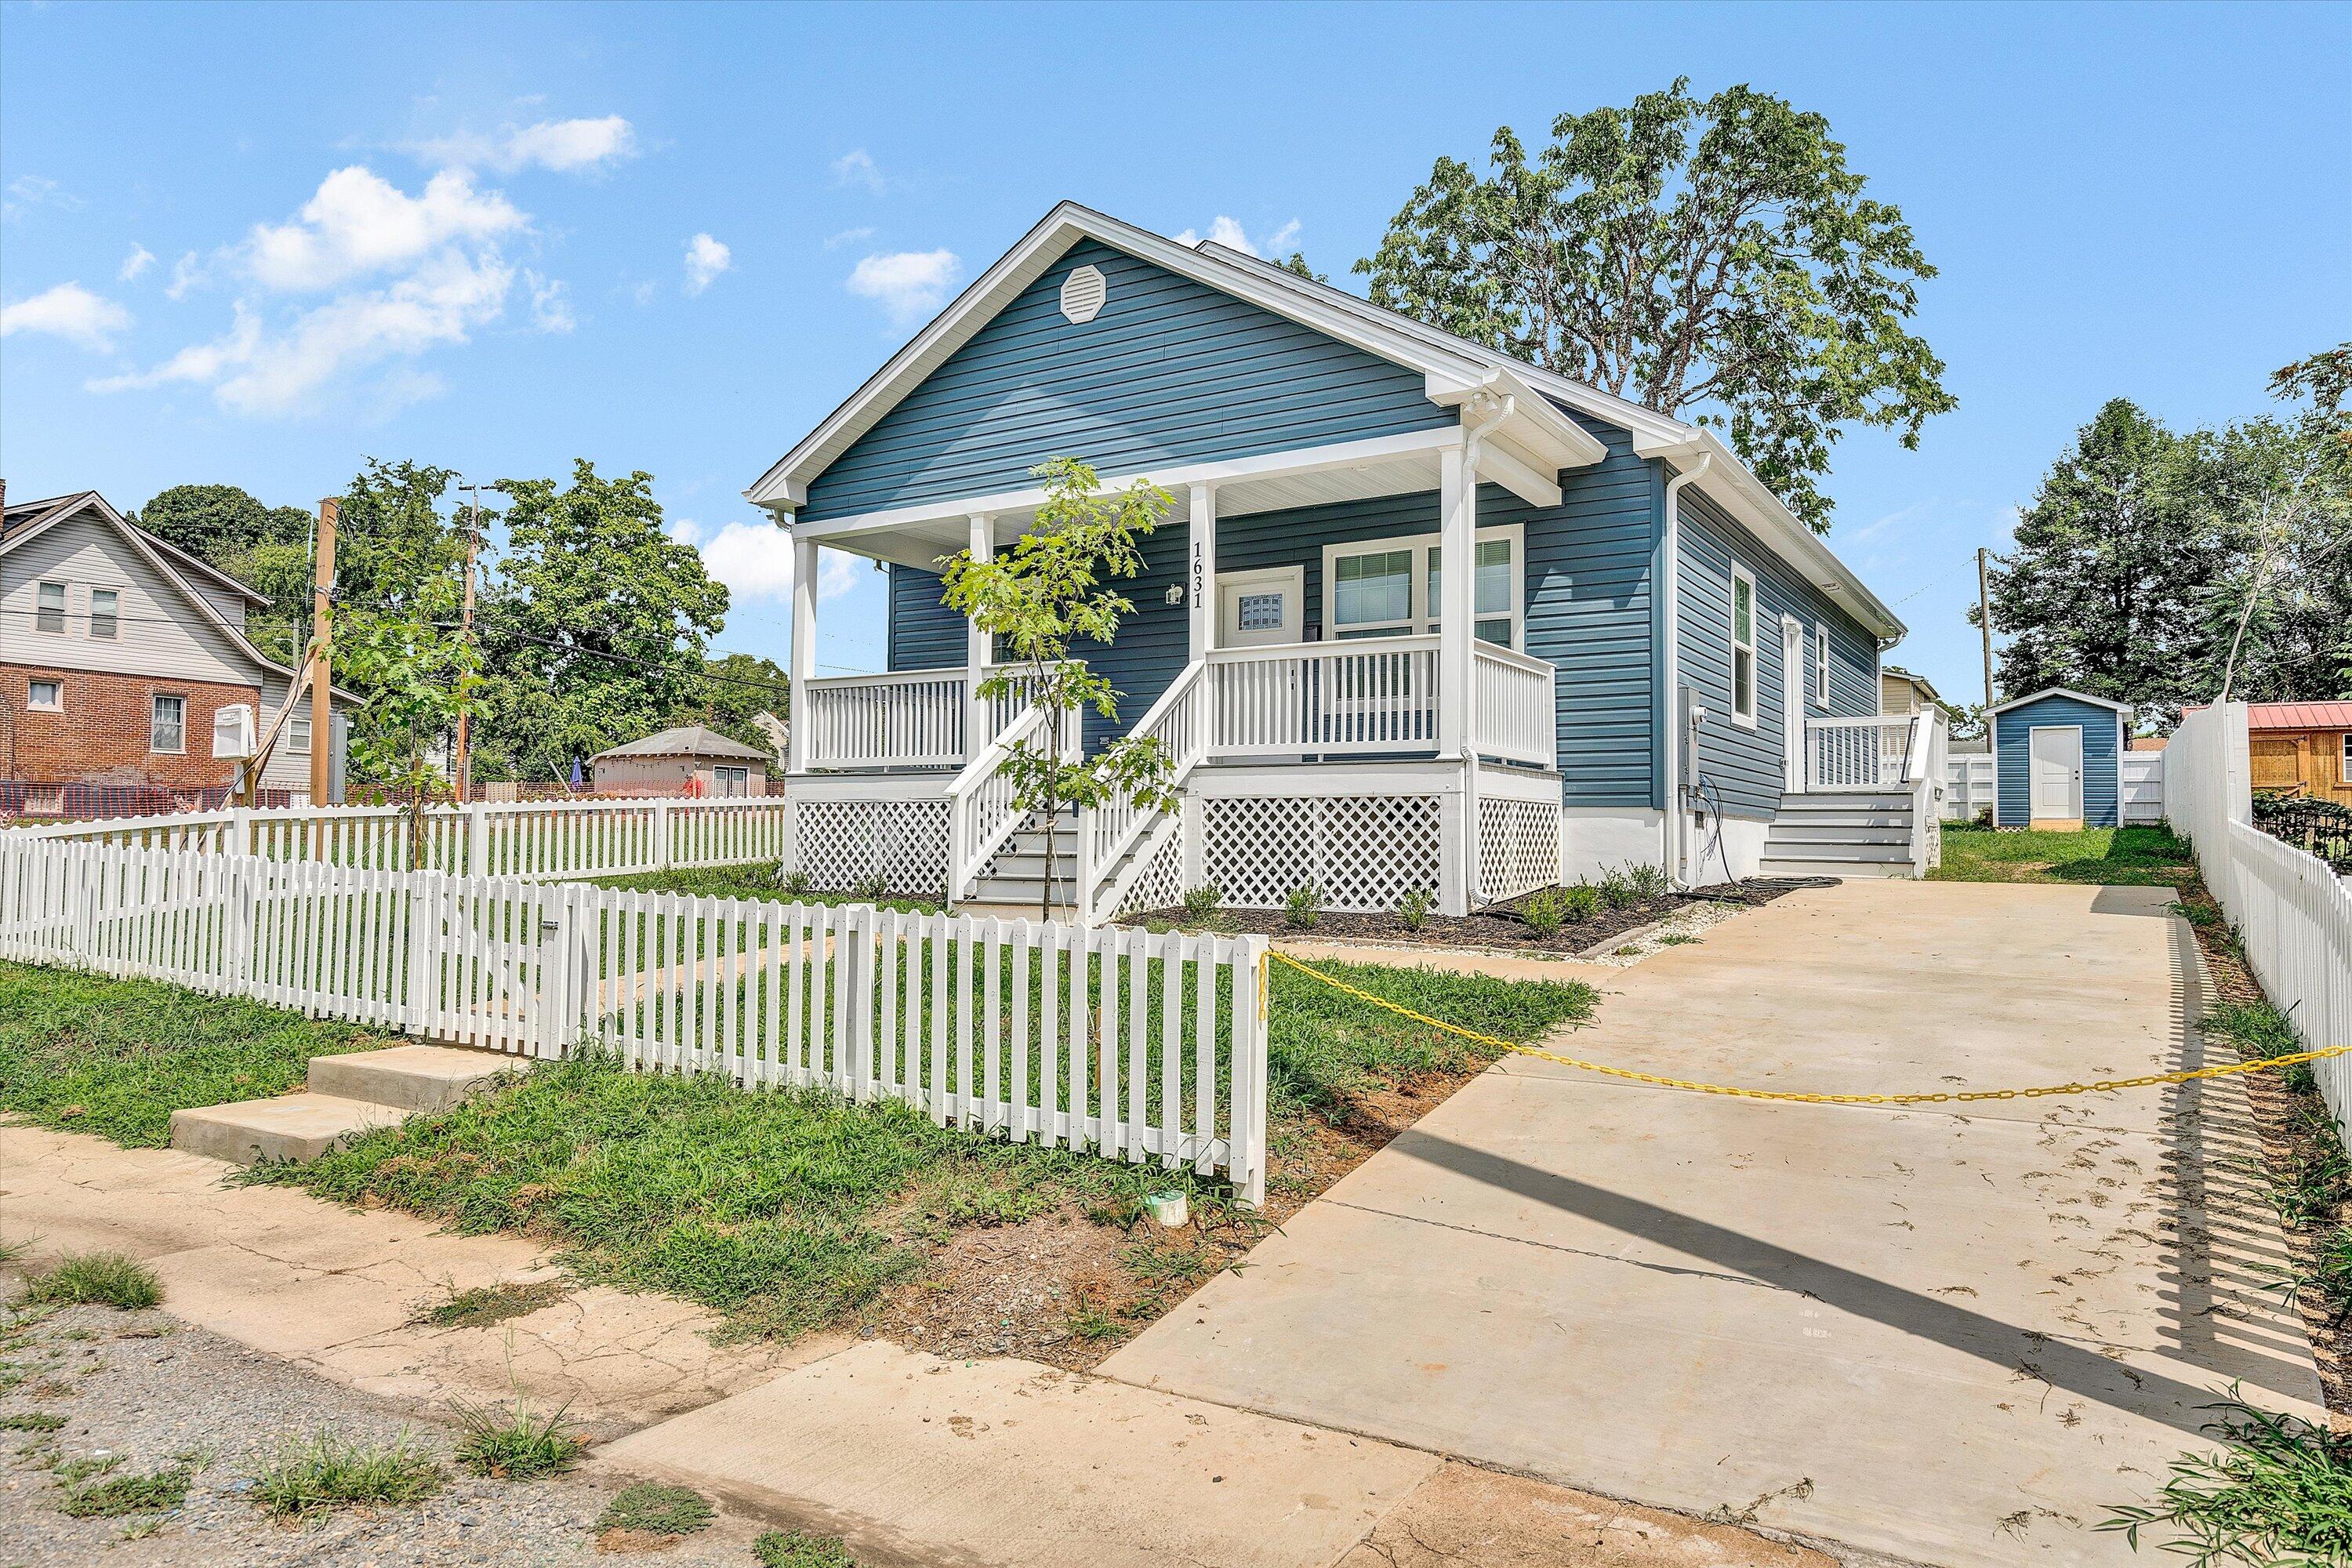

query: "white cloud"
xmin=524 ymin=269 xmax=574 ymax=332
xmin=245 ymin=165 xmax=525 ymax=292
xmin=2 ymin=175 xmax=82 ymax=220
xmin=846 ymin=249 xmax=960 ymax=327
xmin=118 ymin=245 xmax=157 ymax=282
xmin=1 ymin=281 xmax=132 ymax=350
xmin=165 ymin=251 xmax=206 ymax=300
xmin=632 ymin=278 xmax=660 ymax=307
xmin=823 ymin=226 xmax=874 ymax=250
xmin=410 ymin=115 xmax=637 ymax=174
xmin=831 ymin=149 xmax=884 ymax=194
xmin=670 ymin=521 xmax=862 ymax=604
xmin=1174 ymin=215 xmax=1302 ymax=258
xmin=682 ymin=232 xmax=731 ymax=296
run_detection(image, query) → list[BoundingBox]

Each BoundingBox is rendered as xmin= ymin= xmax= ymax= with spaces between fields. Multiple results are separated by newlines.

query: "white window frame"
xmin=1319 ymin=523 xmax=1525 ymax=651
xmin=1730 ymin=564 xmax=1759 ymax=728
xmin=713 ymin=765 xmax=750 ymax=797
xmin=151 ymin=693 xmax=187 ymax=755
xmin=89 ymin=586 xmax=119 ymax=640
xmin=34 ymin=580 xmax=66 ymax=634
xmin=1812 ymin=623 xmax=1830 ymax=710
xmin=27 ymin=678 xmax=63 ymax=713
xmin=288 ymin=713 xmax=312 ymax=754
xmin=2342 ymin=732 xmax=2351 ymax=779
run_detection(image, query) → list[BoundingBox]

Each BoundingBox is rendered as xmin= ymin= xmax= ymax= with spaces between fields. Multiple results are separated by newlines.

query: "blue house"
xmin=1990 ymin=688 xmax=2130 ymax=829
xmin=750 ymin=205 xmax=1935 ymax=919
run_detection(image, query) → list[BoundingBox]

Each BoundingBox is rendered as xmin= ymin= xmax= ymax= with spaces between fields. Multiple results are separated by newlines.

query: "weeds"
xmin=597 ymin=1482 xmax=714 ymax=1536
xmin=57 ymin=1466 xmax=190 ymax=1519
xmin=452 ymin=1396 xmax=583 ymax=1480
xmin=1283 ymin=884 xmax=1323 ymax=930
xmin=755 ymin=1530 xmax=858 ymax=1567
xmin=853 ymin=871 xmax=891 ymax=905
xmin=779 ymin=867 xmax=815 ymax=897
xmin=2103 ymin=1389 xmax=2352 ymax=1565
xmin=410 ymin=1279 xmax=564 ymax=1330
xmin=21 ymin=1253 xmax=162 ymax=1311
xmin=252 ymin=1432 xmax=443 ymax=1518
xmin=0 ymin=1412 xmax=64 ymax=1432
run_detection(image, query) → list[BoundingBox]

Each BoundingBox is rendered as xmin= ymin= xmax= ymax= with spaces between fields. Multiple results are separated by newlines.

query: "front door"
xmin=2029 ymin=725 xmax=2085 ymax=826
xmin=1780 ymin=617 xmax=1805 ymax=792
xmin=1218 ymin=568 xmax=1303 ymax=648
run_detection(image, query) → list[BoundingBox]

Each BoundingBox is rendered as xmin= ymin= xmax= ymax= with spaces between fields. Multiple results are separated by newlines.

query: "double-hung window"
xmin=1730 ymin=567 xmax=1758 ymax=727
xmin=34 ymin=581 xmax=66 ymax=634
xmin=27 ymin=678 xmax=62 ymax=712
xmin=288 ymin=714 xmax=312 ymax=754
xmin=89 ymin=587 xmax=119 ymax=640
xmin=2342 ymin=732 xmax=2351 ymax=781
xmin=151 ymin=694 xmax=187 ymax=754
xmin=1812 ymin=624 xmax=1830 ymax=709
xmin=1320 ymin=526 xmax=1524 ymax=650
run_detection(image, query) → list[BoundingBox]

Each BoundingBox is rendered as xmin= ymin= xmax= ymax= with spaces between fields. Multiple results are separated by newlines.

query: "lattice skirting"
xmin=1202 ymin=794 xmax=1442 ymax=913
xmin=794 ymin=799 xmax=950 ymax=896
xmin=1477 ymin=797 xmax=1561 ymax=903
xmin=1117 ymin=823 xmax=1186 ymax=916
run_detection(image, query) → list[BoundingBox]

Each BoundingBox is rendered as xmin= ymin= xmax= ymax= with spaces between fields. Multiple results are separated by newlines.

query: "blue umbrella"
xmin=569 ymin=757 xmax=584 ymax=790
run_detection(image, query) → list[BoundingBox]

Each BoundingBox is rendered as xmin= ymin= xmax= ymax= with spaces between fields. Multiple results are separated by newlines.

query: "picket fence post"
xmin=653 ymin=800 xmax=674 ymax=871
xmin=405 ymin=870 xmax=438 ymax=1038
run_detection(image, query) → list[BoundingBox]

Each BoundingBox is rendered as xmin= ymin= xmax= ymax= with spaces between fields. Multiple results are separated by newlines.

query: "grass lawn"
xmin=590 ymin=861 xmax=938 ymax=913
xmin=0 ymin=962 xmax=400 ymax=1147
xmin=1930 ymin=822 xmax=2195 ymax=887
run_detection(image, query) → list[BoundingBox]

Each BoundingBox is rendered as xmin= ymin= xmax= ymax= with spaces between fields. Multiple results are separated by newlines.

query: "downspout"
xmin=1659 ymin=450 xmax=1711 ymax=887
xmin=1457 ymin=393 xmax=1514 ymax=907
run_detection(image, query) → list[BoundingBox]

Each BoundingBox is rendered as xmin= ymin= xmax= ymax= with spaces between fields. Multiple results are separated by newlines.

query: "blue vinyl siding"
xmin=886 ymin=564 xmax=964 ymax=672
xmin=1676 ymin=486 xmax=1879 ymax=819
xmin=801 ymin=240 xmax=1454 ymax=522
xmin=1995 ymin=695 xmax=2122 ymax=827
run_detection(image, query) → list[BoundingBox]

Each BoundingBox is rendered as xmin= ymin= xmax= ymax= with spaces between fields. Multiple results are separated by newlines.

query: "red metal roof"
xmin=2245 ymin=702 xmax=2352 ymax=731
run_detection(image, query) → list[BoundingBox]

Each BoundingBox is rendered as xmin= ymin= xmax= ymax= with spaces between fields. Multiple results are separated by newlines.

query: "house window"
xmin=1812 ymin=624 xmax=1830 ymax=709
xmin=89 ymin=587 xmax=119 ymax=640
xmin=2342 ymin=732 xmax=2351 ymax=780
xmin=35 ymin=581 xmax=66 ymax=633
xmin=1730 ymin=567 xmax=1758 ymax=727
xmin=713 ymin=766 xmax=750 ymax=797
xmin=27 ymin=679 xmax=62 ymax=712
xmin=288 ymin=714 xmax=312 ymax=754
xmin=1235 ymin=593 xmax=1286 ymax=633
xmin=1320 ymin=525 xmax=1523 ymax=650
xmin=151 ymin=694 xmax=186 ymax=754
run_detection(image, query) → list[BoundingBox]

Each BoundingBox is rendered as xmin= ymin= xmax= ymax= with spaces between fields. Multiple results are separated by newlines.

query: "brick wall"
xmin=1 ymin=662 xmax=256 ymax=789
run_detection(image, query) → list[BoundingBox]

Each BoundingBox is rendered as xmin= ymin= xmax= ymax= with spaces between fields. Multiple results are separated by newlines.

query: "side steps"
xmin=169 ymin=1044 xmax=521 ymax=1166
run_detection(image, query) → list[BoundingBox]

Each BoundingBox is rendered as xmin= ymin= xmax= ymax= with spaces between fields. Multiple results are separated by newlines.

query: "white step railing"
xmin=1082 ymin=662 xmax=1210 ymax=924
xmin=1806 ymin=714 xmax=1922 ymax=793
xmin=1472 ymin=644 xmax=1557 ymax=767
xmin=802 ymin=669 xmax=967 ymax=769
xmin=947 ymin=703 xmax=1058 ymax=905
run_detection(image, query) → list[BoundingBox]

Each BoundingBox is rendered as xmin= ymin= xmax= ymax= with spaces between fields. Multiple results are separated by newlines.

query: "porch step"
xmin=1762 ymin=789 xmax=1920 ymax=881
xmin=169 ymin=1044 xmax=522 ymax=1166
xmin=1765 ymin=822 xmax=1914 ymax=847
xmin=1755 ymin=856 xmax=1915 ymax=880
xmin=306 ymin=1044 xmax=521 ymax=1112
xmin=1760 ymin=840 xmax=1914 ymax=863
xmin=1776 ymin=791 xmax=1912 ymax=814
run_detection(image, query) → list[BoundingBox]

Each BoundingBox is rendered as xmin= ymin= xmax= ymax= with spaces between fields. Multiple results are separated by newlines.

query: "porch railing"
xmin=1805 ymin=714 xmax=1922 ymax=792
xmin=1207 ymin=637 xmax=1442 ymax=757
xmin=802 ymin=670 xmax=966 ymax=769
xmin=1472 ymin=644 xmax=1556 ymax=768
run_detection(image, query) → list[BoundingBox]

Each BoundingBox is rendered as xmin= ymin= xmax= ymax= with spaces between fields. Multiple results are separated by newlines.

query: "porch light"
xmin=1163 ymin=583 xmax=1185 ymax=607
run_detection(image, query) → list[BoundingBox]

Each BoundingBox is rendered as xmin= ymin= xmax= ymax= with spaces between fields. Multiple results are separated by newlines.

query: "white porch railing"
xmin=1472 ymin=644 xmax=1556 ymax=768
xmin=1805 ymin=714 xmax=1923 ymax=792
xmin=802 ymin=670 xmax=967 ymax=769
xmin=1207 ymin=637 xmax=1440 ymax=757
xmin=1082 ymin=662 xmax=1211 ymax=923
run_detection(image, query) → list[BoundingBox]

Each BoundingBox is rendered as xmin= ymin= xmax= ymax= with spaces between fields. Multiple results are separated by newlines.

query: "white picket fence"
xmin=2169 ymin=701 xmax=2352 ymax=1142
xmin=0 ymin=834 xmax=1270 ymax=1203
xmin=9 ymin=797 xmax=790 ymax=880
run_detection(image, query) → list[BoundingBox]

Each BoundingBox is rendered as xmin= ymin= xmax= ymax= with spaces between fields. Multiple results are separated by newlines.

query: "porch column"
xmin=1188 ymin=481 xmax=1216 ymax=662
xmin=1436 ymin=447 xmax=1475 ymax=760
xmin=786 ymin=532 xmax=818 ymax=775
xmin=965 ymin=514 xmax=994 ymax=754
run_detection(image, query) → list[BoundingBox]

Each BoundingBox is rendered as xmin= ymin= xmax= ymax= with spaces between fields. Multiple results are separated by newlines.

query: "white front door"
xmin=1218 ymin=568 xmax=1302 ymax=648
xmin=1780 ymin=617 xmax=1805 ymax=792
xmin=2029 ymin=726 xmax=2085 ymax=824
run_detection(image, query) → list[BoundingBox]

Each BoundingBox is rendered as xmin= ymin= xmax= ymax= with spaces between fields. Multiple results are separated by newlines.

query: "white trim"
xmin=150 ymin=693 xmax=187 ymax=755
xmin=2342 ymin=732 xmax=2351 ymax=779
xmin=1319 ymin=523 xmax=1523 ymax=651
xmin=1215 ymin=565 xmax=1305 ymax=647
xmin=33 ymin=579 xmax=66 ymax=634
xmin=1987 ymin=684 xmax=2134 ymax=717
xmin=1730 ymin=564 xmax=1759 ymax=728
xmin=1779 ymin=615 xmax=1804 ymax=791
xmin=26 ymin=677 xmax=62 ymax=712
xmin=2027 ymin=723 xmax=2086 ymax=823
xmin=1812 ymin=622 xmax=1830 ymax=710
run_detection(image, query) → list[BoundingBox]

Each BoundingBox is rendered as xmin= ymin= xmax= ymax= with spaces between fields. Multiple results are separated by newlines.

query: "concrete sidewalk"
xmin=1105 ymin=880 xmax=2327 ymax=1567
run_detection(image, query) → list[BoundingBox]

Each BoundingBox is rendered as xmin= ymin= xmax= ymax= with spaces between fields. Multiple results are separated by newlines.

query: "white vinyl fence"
xmin=0 ymin=833 xmax=1270 ymax=1203
xmin=2168 ymin=701 xmax=2352 ymax=1142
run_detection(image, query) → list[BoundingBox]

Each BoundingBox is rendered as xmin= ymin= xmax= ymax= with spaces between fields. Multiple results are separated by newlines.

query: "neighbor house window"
xmin=27 ymin=679 xmax=62 ymax=712
xmin=1730 ymin=567 xmax=1757 ymax=726
xmin=34 ymin=581 xmax=66 ymax=633
xmin=1321 ymin=526 xmax=1524 ymax=650
xmin=89 ymin=587 xmax=118 ymax=639
xmin=151 ymin=694 xmax=186 ymax=754
xmin=2343 ymin=732 xmax=2351 ymax=779
xmin=288 ymin=714 xmax=311 ymax=754
xmin=1812 ymin=624 xmax=1830 ymax=709
xmin=713 ymin=766 xmax=750 ymax=797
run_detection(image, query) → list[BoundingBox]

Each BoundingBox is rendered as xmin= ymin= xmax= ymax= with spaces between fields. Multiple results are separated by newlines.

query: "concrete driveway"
xmin=1105 ymin=880 xmax=2327 ymax=1567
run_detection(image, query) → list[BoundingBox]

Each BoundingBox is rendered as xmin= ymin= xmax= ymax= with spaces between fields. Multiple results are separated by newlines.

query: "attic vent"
xmin=1058 ymin=265 xmax=1107 ymax=325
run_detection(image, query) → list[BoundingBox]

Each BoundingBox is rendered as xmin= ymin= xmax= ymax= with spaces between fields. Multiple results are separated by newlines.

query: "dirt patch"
xmin=1133 ymin=879 xmax=1814 ymax=956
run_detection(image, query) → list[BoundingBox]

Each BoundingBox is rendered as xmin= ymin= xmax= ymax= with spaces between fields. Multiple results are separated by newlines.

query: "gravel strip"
xmin=0 ymin=1301 xmax=775 ymax=1567
xmin=1571 ymin=896 xmax=1756 ymax=967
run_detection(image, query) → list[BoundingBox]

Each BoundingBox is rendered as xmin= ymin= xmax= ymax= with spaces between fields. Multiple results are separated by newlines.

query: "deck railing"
xmin=802 ymin=670 xmax=967 ymax=769
xmin=1805 ymin=714 xmax=1922 ymax=792
xmin=1472 ymin=644 xmax=1557 ymax=768
xmin=1207 ymin=637 xmax=1443 ymax=757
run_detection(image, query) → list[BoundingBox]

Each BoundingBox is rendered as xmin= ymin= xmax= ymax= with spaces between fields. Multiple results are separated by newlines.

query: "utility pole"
xmin=453 ymin=483 xmax=485 ymax=803
xmin=1976 ymin=546 xmax=1994 ymax=709
xmin=308 ymin=497 xmax=339 ymax=829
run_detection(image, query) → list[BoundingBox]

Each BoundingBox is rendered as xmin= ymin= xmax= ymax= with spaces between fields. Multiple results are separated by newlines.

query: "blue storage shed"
xmin=1990 ymin=687 xmax=2132 ymax=829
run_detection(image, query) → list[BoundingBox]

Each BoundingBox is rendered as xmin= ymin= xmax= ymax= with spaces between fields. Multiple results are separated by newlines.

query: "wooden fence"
xmin=0 ymin=835 xmax=1269 ymax=1203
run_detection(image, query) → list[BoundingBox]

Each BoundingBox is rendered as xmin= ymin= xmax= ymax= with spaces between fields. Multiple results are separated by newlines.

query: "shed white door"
xmin=2029 ymin=726 xmax=2084 ymax=823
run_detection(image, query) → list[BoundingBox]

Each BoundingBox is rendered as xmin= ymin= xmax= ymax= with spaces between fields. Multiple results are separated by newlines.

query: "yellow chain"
xmin=1265 ymin=949 xmax=2352 ymax=1106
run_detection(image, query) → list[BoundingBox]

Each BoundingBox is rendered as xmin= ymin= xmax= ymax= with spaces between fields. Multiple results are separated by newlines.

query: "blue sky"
xmin=4 ymin=0 xmax=2346 ymax=702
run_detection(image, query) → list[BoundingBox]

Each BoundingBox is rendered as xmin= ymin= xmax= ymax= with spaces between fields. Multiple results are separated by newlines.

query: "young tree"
xmin=938 ymin=458 xmax=1176 ymax=918
xmin=1357 ymin=78 xmax=1954 ymax=534
xmin=479 ymin=461 xmax=729 ymax=782
xmin=329 ymin=460 xmax=477 ymax=793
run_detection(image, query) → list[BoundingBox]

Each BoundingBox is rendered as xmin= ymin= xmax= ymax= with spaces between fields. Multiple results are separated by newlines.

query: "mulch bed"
xmin=1134 ymin=877 xmax=1820 ymax=956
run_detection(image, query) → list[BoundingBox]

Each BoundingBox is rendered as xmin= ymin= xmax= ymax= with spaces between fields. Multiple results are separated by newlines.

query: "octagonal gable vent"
xmin=1058 ymin=264 xmax=1107 ymax=325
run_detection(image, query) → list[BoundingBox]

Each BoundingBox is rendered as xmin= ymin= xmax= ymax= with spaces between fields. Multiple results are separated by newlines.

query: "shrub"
xmin=1621 ymin=862 xmax=1672 ymax=900
xmin=1595 ymin=866 xmax=1638 ymax=909
xmin=1396 ymin=887 xmax=1432 ymax=931
xmin=21 ymin=1252 xmax=162 ymax=1311
xmin=1179 ymin=884 xmax=1222 ymax=922
xmin=1282 ymin=885 xmax=1323 ymax=931
xmin=778 ymin=867 xmax=814 ymax=897
xmin=597 ymin=1482 xmax=715 ymax=1536
xmin=1517 ymin=888 xmax=1571 ymax=938
xmin=755 ymin=1530 xmax=858 ymax=1566
xmin=452 ymin=1396 xmax=583 ymax=1480
xmin=57 ymin=1466 xmax=189 ymax=1519
xmin=853 ymin=872 xmax=890 ymax=905
xmin=1559 ymin=883 xmax=1604 ymax=922
xmin=252 ymin=1433 xmax=443 ymax=1519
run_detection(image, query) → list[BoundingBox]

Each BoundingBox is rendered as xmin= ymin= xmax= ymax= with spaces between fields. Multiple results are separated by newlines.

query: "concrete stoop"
xmin=169 ymin=1044 xmax=521 ymax=1165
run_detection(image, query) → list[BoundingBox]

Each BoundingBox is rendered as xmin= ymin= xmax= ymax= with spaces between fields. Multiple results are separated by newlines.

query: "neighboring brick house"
xmin=1 ymin=488 xmax=347 ymax=803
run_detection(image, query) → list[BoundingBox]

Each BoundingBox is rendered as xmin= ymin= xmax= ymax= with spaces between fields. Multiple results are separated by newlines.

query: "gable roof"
xmin=1988 ymin=685 xmax=2134 ymax=717
xmin=1882 ymin=664 xmax=1944 ymax=705
xmin=746 ymin=201 xmax=1904 ymax=641
xmin=593 ymin=724 xmax=771 ymax=763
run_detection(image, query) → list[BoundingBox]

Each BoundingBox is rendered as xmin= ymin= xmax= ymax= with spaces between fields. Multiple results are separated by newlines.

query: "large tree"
xmin=1985 ymin=399 xmax=2224 ymax=724
xmin=1357 ymin=78 xmax=1954 ymax=534
xmin=694 ymin=651 xmax=791 ymax=761
xmin=132 ymin=485 xmax=315 ymax=662
xmin=478 ymin=461 xmax=729 ymax=782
